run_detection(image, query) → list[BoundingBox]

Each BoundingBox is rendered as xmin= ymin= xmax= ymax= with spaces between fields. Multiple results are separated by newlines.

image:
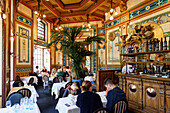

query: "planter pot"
xmin=72 ymin=79 xmax=82 ymax=86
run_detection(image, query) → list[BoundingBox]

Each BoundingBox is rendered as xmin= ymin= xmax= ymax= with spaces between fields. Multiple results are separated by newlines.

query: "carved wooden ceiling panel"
xmin=21 ymin=0 xmax=128 ymax=24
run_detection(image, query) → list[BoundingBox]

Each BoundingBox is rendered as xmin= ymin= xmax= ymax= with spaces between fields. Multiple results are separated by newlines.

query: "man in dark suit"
xmin=104 ymin=77 xmax=126 ymax=111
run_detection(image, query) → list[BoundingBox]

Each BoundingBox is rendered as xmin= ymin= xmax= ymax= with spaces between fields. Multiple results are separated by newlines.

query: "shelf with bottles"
xmin=120 ymin=50 xmax=170 ymax=56
xmin=121 ymin=61 xmax=170 ymax=64
xmin=121 ymin=36 xmax=170 ymax=56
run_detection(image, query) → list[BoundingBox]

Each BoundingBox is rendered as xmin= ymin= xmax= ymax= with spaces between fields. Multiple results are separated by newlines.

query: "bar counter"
xmin=115 ymin=73 xmax=170 ymax=113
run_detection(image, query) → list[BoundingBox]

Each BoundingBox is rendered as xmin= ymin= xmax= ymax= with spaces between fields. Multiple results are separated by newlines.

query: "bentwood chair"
xmin=93 ymin=107 xmax=110 ymax=113
xmin=43 ymin=75 xmax=49 ymax=89
xmin=17 ymin=88 xmax=32 ymax=98
xmin=6 ymin=92 xmax=24 ymax=106
xmin=111 ymin=99 xmax=128 ymax=113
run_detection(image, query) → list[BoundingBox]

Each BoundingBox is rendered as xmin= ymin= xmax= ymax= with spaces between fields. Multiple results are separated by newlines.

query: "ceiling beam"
xmin=91 ymin=13 xmax=105 ymax=20
xmin=41 ymin=0 xmax=60 ymax=17
xmin=86 ymin=0 xmax=106 ymax=14
xmin=51 ymin=0 xmax=90 ymax=10
xmin=61 ymin=11 xmax=86 ymax=17
xmin=73 ymin=17 xmax=77 ymax=21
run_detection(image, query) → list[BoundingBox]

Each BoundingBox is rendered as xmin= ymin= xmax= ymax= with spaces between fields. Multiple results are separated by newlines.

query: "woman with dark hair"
xmin=62 ymin=81 xmax=81 ymax=97
xmin=76 ymin=81 xmax=103 ymax=113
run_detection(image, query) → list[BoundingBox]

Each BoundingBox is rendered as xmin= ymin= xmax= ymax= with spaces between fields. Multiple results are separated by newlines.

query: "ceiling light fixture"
xmin=105 ymin=0 xmax=118 ymax=20
xmin=34 ymin=0 xmax=46 ymax=21
xmin=55 ymin=18 xmax=62 ymax=30
xmin=82 ymin=14 xmax=91 ymax=31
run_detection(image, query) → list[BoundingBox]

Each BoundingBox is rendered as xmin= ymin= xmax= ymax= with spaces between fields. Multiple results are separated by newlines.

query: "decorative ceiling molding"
xmin=42 ymin=0 xmax=60 ymax=17
xmin=51 ymin=0 xmax=90 ymax=10
xmin=86 ymin=0 xmax=106 ymax=14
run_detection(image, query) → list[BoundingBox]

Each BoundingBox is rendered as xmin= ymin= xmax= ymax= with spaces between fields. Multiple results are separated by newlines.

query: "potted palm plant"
xmin=47 ymin=27 xmax=103 ymax=79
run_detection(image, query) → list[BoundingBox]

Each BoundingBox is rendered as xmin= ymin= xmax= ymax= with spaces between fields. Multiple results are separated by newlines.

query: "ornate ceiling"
xmin=21 ymin=0 xmax=128 ymax=24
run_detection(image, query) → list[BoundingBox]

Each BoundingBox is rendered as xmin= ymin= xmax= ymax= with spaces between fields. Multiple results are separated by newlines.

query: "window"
xmin=37 ymin=21 xmax=45 ymax=40
xmin=34 ymin=45 xmax=43 ymax=71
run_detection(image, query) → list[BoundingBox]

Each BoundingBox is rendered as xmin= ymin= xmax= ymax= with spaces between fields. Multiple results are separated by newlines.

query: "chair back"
xmin=65 ymin=82 xmax=73 ymax=88
xmin=6 ymin=92 xmax=24 ymax=106
xmin=111 ymin=99 xmax=128 ymax=113
xmin=28 ymin=77 xmax=34 ymax=85
xmin=53 ymin=77 xmax=59 ymax=83
xmin=43 ymin=75 xmax=49 ymax=82
xmin=93 ymin=107 xmax=110 ymax=113
xmin=58 ymin=76 xmax=63 ymax=82
xmin=13 ymin=81 xmax=24 ymax=87
xmin=17 ymin=88 xmax=32 ymax=98
xmin=58 ymin=87 xmax=65 ymax=98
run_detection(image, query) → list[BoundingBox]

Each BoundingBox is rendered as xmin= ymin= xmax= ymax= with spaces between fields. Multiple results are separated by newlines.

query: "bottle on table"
xmin=160 ymin=37 xmax=163 ymax=50
xmin=149 ymin=40 xmax=152 ymax=51
xmin=146 ymin=40 xmax=148 ymax=52
xmin=152 ymin=39 xmax=155 ymax=51
xmin=156 ymin=39 xmax=159 ymax=51
xmin=164 ymin=37 xmax=167 ymax=50
xmin=169 ymin=36 xmax=170 ymax=50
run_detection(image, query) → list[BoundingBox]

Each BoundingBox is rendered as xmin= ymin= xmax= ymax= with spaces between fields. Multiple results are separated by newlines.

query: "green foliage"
xmin=47 ymin=27 xmax=104 ymax=79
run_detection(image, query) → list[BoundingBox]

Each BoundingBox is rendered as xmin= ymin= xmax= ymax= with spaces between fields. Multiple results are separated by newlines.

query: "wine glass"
xmin=6 ymin=100 xmax=11 ymax=108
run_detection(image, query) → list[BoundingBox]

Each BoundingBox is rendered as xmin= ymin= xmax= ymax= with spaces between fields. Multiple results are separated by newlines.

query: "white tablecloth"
xmin=8 ymin=86 xmax=39 ymax=102
xmin=49 ymin=76 xmax=55 ymax=81
xmin=51 ymin=82 xmax=68 ymax=99
xmin=0 ymin=103 xmax=40 ymax=113
xmin=84 ymin=76 xmax=95 ymax=81
xmin=38 ymin=72 xmax=49 ymax=77
xmin=10 ymin=80 xmax=28 ymax=89
xmin=20 ymin=76 xmax=38 ymax=85
xmin=55 ymin=91 xmax=107 ymax=113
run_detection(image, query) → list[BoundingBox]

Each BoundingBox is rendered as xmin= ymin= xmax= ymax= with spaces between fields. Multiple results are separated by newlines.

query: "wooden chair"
xmin=17 ymin=88 xmax=32 ymax=98
xmin=111 ymin=99 xmax=128 ymax=113
xmin=43 ymin=75 xmax=49 ymax=89
xmin=93 ymin=107 xmax=110 ymax=113
xmin=6 ymin=92 xmax=24 ymax=106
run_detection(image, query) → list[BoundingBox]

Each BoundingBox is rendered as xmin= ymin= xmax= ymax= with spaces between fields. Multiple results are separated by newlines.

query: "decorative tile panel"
xmin=120 ymin=14 xmax=129 ymax=23
xmin=98 ymin=30 xmax=105 ymax=34
xmin=130 ymin=0 xmax=170 ymax=19
xmin=16 ymin=68 xmax=31 ymax=72
xmin=17 ymin=15 xmax=31 ymax=26
xmin=106 ymin=19 xmax=119 ymax=28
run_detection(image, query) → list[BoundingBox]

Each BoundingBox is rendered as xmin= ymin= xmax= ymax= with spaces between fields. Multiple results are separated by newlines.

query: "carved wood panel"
xmin=126 ymin=77 xmax=142 ymax=110
xmin=142 ymin=79 xmax=165 ymax=113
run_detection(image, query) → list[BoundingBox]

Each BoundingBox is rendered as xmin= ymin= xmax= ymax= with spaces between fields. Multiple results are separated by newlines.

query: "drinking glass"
xmin=6 ymin=100 xmax=11 ymax=108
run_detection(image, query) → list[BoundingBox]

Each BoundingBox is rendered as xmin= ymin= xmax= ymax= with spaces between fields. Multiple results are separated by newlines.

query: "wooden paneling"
xmin=126 ymin=77 xmax=142 ymax=111
xmin=97 ymin=70 xmax=121 ymax=91
xmin=165 ymin=82 xmax=170 ymax=113
xmin=116 ymin=73 xmax=170 ymax=113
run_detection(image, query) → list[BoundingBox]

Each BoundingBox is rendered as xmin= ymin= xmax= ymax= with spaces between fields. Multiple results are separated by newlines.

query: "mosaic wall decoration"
xmin=130 ymin=0 xmax=170 ymax=19
xmin=16 ymin=68 xmax=31 ymax=72
xmin=17 ymin=15 xmax=31 ymax=26
xmin=51 ymin=45 xmax=55 ymax=65
xmin=106 ymin=19 xmax=119 ymax=28
xmin=98 ymin=29 xmax=105 ymax=34
xmin=98 ymin=36 xmax=105 ymax=66
xmin=16 ymin=24 xmax=31 ymax=65
xmin=120 ymin=14 xmax=129 ymax=23
xmin=128 ymin=11 xmax=170 ymax=37
xmin=107 ymin=28 xmax=121 ymax=65
xmin=56 ymin=50 xmax=63 ymax=65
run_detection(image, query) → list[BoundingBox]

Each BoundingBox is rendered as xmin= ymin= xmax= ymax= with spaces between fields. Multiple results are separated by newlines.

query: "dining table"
xmin=51 ymin=81 xmax=68 ymax=99
xmin=20 ymin=76 xmax=38 ymax=85
xmin=0 ymin=103 xmax=41 ymax=113
xmin=8 ymin=86 xmax=39 ymax=103
xmin=55 ymin=91 xmax=107 ymax=113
